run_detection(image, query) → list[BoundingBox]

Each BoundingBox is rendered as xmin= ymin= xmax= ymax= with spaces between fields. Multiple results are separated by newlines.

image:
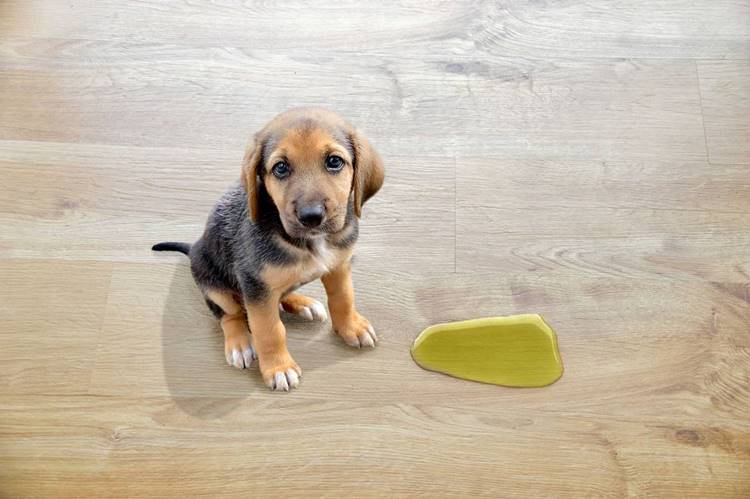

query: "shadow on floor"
xmin=160 ymin=264 xmax=354 ymax=416
xmin=160 ymin=264 xmax=262 ymax=419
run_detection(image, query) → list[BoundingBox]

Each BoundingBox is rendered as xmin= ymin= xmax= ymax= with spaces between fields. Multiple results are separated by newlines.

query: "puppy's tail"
xmin=152 ymin=242 xmax=191 ymax=256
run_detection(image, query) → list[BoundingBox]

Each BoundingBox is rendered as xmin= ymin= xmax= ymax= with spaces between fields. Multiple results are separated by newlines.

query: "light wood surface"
xmin=1 ymin=1 xmax=749 ymax=497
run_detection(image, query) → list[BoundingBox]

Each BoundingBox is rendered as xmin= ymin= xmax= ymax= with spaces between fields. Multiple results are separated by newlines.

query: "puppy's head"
xmin=242 ymin=108 xmax=384 ymax=239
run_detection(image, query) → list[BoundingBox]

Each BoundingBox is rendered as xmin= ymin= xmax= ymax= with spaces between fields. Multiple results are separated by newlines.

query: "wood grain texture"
xmin=3 ymin=0 xmax=748 ymax=58
xmin=697 ymin=60 xmax=750 ymax=164
xmin=456 ymin=158 xmax=750 ymax=280
xmin=0 ymin=260 xmax=113 ymax=394
xmin=1 ymin=0 xmax=749 ymax=497
xmin=473 ymin=0 xmax=750 ymax=59
xmin=0 ymin=52 xmax=708 ymax=160
xmin=0 ymin=141 xmax=452 ymax=271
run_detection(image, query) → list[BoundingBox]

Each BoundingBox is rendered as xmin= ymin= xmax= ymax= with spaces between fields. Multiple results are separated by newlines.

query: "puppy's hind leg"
xmin=205 ymin=289 xmax=256 ymax=369
xmin=280 ymin=293 xmax=327 ymax=322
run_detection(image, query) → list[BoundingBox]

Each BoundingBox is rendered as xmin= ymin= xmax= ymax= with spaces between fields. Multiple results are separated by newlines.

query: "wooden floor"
xmin=2 ymin=1 xmax=749 ymax=497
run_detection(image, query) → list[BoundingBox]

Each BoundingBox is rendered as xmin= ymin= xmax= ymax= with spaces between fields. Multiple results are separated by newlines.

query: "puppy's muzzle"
xmin=296 ymin=203 xmax=325 ymax=228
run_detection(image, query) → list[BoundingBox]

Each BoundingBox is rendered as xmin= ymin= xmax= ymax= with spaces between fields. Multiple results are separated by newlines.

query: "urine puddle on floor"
xmin=410 ymin=314 xmax=563 ymax=387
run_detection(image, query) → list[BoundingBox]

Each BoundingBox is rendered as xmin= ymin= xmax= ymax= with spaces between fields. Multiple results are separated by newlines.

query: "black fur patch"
xmin=331 ymin=225 xmax=359 ymax=249
xmin=152 ymin=241 xmax=191 ymax=255
xmin=239 ymin=273 xmax=268 ymax=303
xmin=205 ymin=298 xmax=225 ymax=319
xmin=190 ymin=239 xmax=238 ymax=292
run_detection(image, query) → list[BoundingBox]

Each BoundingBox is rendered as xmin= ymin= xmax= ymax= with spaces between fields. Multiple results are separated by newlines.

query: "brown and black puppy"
xmin=153 ymin=108 xmax=384 ymax=391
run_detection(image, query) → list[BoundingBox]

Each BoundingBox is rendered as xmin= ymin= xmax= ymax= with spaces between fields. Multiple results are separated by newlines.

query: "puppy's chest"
xmin=298 ymin=240 xmax=341 ymax=281
xmin=265 ymin=240 xmax=347 ymax=294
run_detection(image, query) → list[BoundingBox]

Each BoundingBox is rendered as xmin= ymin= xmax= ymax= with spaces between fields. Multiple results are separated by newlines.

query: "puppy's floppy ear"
xmin=241 ymin=136 xmax=263 ymax=222
xmin=349 ymin=129 xmax=385 ymax=218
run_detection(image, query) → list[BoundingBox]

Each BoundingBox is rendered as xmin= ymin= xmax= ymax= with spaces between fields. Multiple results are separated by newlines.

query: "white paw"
xmin=225 ymin=346 xmax=256 ymax=369
xmin=305 ymin=300 xmax=328 ymax=321
xmin=344 ymin=325 xmax=378 ymax=348
xmin=280 ymin=299 xmax=328 ymax=322
xmin=269 ymin=368 xmax=301 ymax=391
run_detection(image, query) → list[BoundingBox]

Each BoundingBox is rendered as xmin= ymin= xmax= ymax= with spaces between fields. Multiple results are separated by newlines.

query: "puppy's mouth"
xmin=281 ymin=217 xmax=342 ymax=240
xmin=287 ymin=226 xmax=324 ymax=239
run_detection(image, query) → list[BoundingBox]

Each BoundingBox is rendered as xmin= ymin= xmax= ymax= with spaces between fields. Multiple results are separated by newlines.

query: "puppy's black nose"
xmin=297 ymin=204 xmax=325 ymax=228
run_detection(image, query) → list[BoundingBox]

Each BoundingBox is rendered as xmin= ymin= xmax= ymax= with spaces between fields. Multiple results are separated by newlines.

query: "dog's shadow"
xmin=161 ymin=264 xmax=345 ymax=418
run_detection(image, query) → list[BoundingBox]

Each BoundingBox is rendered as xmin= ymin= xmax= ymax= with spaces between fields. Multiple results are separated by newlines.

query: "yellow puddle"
xmin=411 ymin=314 xmax=563 ymax=387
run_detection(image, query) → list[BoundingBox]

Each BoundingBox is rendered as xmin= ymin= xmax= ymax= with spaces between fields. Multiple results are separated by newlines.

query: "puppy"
xmin=153 ymin=108 xmax=384 ymax=391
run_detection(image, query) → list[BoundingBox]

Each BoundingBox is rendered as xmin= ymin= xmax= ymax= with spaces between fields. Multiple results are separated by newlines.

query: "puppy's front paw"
xmin=333 ymin=312 xmax=378 ymax=348
xmin=280 ymin=293 xmax=327 ymax=322
xmin=259 ymin=353 xmax=302 ymax=391
xmin=224 ymin=332 xmax=256 ymax=370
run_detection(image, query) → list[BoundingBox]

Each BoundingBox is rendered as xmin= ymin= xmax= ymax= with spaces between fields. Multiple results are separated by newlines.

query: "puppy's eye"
xmin=325 ymin=155 xmax=345 ymax=172
xmin=272 ymin=161 xmax=290 ymax=179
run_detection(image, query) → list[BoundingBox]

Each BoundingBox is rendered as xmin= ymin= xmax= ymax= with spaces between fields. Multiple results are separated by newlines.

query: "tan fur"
xmin=221 ymin=314 xmax=253 ymax=360
xmin=234 ymin=108 xmax=383 ymax=389
xmin=206 ymin=289 xmax=252 ymax=360
xmin=281 ymin=293 xmax=322 ymax=315
xmin=206 ymin=289 xmax=242 ymax=315
xmin=349 ymin=129 xmax=385 ymax=217
xmin=250 ymin=246 xmax=351 ymax=386
xmin=245 ymin=299 xmax=300 ymax=386
xmin=321 ymin=260 xmax=373 ymax=346
xmin=241 ymin=138 xmax=263 ymax=221
xmin=264 ymin=126 xmax=353 ymax=234
xmin=261 ymin=245 xmax=353 ymax=294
